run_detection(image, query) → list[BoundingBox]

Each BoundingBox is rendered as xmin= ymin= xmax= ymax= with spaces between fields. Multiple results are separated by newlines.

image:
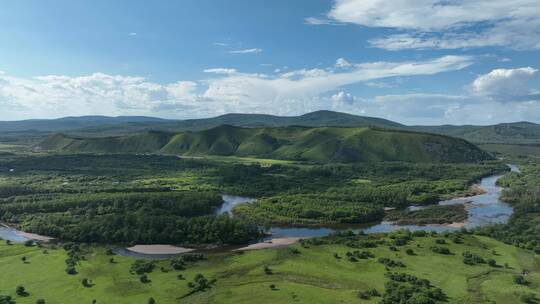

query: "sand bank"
xmin=126 ymin=244 xmax=195 ymax=255
xmin=234 ymin=237 xmax=302 ymax=251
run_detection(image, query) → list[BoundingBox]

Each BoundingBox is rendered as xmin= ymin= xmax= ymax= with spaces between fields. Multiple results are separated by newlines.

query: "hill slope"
xmin=413 ymin=122 xmax=540 ymax=144
xmin=39 ymin=125 xmax=492 ymax=163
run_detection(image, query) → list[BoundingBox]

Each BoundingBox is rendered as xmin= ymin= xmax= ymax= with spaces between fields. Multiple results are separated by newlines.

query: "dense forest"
xmin=0 ymin=153 xmax=506 ymax=244
xmin=1 ymin=191 xmax=260 ymax=245
xmin=476 ymin=158 xmax=540 ymax=253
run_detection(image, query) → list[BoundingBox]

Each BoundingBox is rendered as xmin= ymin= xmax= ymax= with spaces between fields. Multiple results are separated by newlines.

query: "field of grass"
xmin=0 ymin=233 xmax=538 ymax=304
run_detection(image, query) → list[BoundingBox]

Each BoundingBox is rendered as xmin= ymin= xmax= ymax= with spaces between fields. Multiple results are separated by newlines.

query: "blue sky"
xmin=0 ymin=0 xmax=539 ymax=124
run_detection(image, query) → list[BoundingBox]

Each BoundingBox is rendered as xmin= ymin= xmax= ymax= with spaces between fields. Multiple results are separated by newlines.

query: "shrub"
xmin=16 ymin=285 xmax=28 ymax=296
xmin=431 ymin=246 xmax=451 ymax=255
xmin=514 ymin=275 xmax=528 ymax=285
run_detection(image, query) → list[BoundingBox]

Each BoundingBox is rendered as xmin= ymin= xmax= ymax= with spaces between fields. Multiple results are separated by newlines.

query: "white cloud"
xmin=365 ymin=81 xmax=396 ymax=89
xmin=129 ymin=32 xmax=137 ymax=36
xmin=335 ymin=58 xmax=352 ymax=68
xmin=229 ymin=48 xmax=263 ymax=54
xmin=471 ymin=67 xmax=539 ymax=101
xmin=201 ymin=55 xmax=473 ymax=115
xmin=331 ymin=91 xmax=357 ymax=105
xmin=320 ymin=0 xmax=540 ymax=50
xmin=0 ymin=56 xmax=473 ymax=120
xmin=0 ymin=73 xmax=203 ymax=119
xmin=203 ymin=68 xmax=237 ymax=75
xmin=304 ymin=17 xmax=343 ymax=26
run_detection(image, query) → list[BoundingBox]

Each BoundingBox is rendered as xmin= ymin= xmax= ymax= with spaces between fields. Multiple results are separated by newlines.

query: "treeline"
xmin=20 ymin=213 xmax=259 ymax=245
xmin=234 ymin=194 xmax=384 ymax=225
xmin=385 ymin=205 xmax=467 ymax=225
xmin=476 ymin=160 xmax=540 ymax=253
xmin=0 ymin=191 xmax=261 ymax=245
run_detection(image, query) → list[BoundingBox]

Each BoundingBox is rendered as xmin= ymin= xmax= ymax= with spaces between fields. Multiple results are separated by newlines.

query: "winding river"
xmin=0 ymin=164 xmax=520 ymax=257
xmin=219 ymin=164 xmax=520 ymax=239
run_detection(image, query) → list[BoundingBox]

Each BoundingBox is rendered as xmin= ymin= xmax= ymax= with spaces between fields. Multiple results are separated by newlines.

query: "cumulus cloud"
xmin=0 ymin=73 xmax=202 ymax=119
xmin=331 ymin=91 xmax=358 ymax=105
xmin=0 ymin=56 xmax=473 ymax=120
xmin=229 ymin=48 xmax=263 ymax=54
xmin=471 ymin=67 xmax=539 ymax=101
xmin=318 ymin=0 xmax=540 ymax=50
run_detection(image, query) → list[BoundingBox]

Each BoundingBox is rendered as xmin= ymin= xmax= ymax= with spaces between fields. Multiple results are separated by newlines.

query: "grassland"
xmin=0 ymin=232 xmax=538 ymax=304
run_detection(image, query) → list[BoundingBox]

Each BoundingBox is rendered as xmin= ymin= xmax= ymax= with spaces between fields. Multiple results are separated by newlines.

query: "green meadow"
xmin=0 ymin=233 xmax=538 ymax=304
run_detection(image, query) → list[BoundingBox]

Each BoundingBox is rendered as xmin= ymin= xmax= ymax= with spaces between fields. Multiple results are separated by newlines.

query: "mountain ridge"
xmin=38 ymin=125 xmax=493 ymax=164
xmin=3 ymin=110 xmax=540 ymax=145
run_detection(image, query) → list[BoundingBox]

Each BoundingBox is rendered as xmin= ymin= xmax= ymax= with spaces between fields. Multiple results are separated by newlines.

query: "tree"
xmin=36 ymin=299 xmax=46 ymax=304
xmin=0 ymin=295 xmax=15 ymax=304
xmin=82 ymin=278 xmax=93 ymax=287
xmin=487 ymin=259 xmax=497 ymax=267
xmin=16 ymin=285 xmax=28 ymax=296
xmin=140 ymin=274 xmax=151 ymax=284
xmin=148 ymin=297 xmax=156 ymax=304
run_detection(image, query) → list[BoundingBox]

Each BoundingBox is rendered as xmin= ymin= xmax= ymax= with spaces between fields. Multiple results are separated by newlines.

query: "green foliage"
xmin=381 ymin=273 xmax=446 ymax=304
xmin=130 ymin=260 xmax=155 ymax=275
xmin=0 ymin=295 xmax=15 ymax=304
xmin=40 ymin=125 xmax=492 ymax=163
xmin=462 ymin=251 xmax=486 ymax=265
xmin=430 ymin=246 xmax=451 ymax=255
xmin=378 ymin=257 xmax=405 ymax=268
xmin=476 ymin=159 xmax=540 ymax=253
xmin=386 ymin=205 xmax=467 ymax=225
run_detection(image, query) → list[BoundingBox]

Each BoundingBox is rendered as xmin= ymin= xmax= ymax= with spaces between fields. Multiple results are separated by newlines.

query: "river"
xmin=0 ymin=164 xmax=519 ymax=257
xmin=218 ymin=164 xmax=520 ymax=239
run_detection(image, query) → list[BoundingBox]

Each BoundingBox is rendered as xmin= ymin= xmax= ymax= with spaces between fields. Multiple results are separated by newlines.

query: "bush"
xmin=514 ymin=275 xmax=528 ymax=285
xmin=431 ymin=246 xmax=451 ymax=255
xmin=131 ymin=260 xmax=155 ymax=275
xmin=139 ymin=274 xmax=151 ymax=284
xmin=36 ymin=299 xmax=46 ymax=304
xmin=462 ymin=251 xmax=485 ymax=265
xmin=16 ymin=285 xmax=28 ymax=296
xmin=357 ymin=289 xmax=380 ymax=299
xmin=0 ymin=295 xmax=15 ymax=304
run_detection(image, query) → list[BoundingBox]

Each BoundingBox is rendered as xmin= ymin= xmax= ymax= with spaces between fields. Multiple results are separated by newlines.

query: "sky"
xmin=0 ymin=0 xmax=539 ymax=125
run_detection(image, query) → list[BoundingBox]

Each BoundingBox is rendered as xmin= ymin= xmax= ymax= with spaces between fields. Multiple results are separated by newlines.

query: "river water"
xmin=218 ymin=164 xmax=520 ymax=239
xmin=0 ymin=164 xmax=519 ymax=256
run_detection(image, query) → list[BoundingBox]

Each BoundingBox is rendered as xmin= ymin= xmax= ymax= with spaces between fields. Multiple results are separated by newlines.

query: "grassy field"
xmin=0 ymin=233 xmax=538 ymax=304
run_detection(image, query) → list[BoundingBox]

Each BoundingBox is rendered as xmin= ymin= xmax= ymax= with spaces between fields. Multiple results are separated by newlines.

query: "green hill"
xmin=39 ymin=125 xmax=492 ymax=163
xmin=414 ymin=122 xmax=540 ymax=144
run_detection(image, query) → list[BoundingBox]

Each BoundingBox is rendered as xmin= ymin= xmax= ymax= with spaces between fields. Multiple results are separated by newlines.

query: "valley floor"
xmin=0 ymin=233 xmax=538 ymax=304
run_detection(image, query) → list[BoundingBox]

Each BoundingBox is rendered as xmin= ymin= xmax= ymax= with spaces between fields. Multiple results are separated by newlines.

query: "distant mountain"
xmin=414 ymin=122 xmax=540 ymax=144
xmin=0 ymin=116 xmax=167 ymax=132
xmin=4 ymin=111 xmax=540 ymax=145
xmin=38 ymin=125 xmax=492 ymax=163
xmin=66 ymin=110 xmax=405 ymax=136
